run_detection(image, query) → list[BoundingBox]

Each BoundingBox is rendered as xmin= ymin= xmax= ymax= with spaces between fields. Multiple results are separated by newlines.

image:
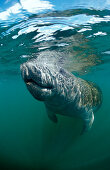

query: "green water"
xmin=0 ymin=58 xmax=110 ymax=170
xmin=0 ymin=0 xmax=110 ymax=169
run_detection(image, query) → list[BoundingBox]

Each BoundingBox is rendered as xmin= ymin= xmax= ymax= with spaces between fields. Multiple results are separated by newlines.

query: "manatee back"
xmin=77 ymin=78 xmax=102 ymax=111
xmin=87 ymin=81 xmax=102 ymax=111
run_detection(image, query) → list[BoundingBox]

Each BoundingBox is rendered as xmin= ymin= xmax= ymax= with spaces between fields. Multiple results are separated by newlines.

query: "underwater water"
xmin=0 ymin=0 xmax=110 ymax=169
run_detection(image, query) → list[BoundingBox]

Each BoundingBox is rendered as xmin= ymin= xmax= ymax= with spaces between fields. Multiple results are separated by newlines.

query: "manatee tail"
xmin=81 ymin=110 xmax=94 ymax=134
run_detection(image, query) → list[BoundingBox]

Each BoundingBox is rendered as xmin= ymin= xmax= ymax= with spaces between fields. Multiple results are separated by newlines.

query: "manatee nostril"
xmin=32 ymin=66 xmax=37 ymax=73
xmin=31 ymin=65 xmax=41 ymax=75
xmin=59 ymin=68 xmax=65 ymax=74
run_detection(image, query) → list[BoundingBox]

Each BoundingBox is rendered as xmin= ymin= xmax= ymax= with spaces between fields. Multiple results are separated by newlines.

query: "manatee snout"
xmin=21 ymin=63 xmax=42 ymax=85
xmin=20 ymin=61 xmax=55 ymax=101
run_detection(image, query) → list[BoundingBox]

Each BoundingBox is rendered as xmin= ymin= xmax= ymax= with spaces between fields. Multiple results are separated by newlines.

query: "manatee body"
xmin=20 ymin=58 xmax=102 ymax=132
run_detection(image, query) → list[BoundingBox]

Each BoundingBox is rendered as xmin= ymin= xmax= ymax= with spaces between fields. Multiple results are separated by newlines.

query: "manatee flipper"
xmin=47 ymin=110 xmax=58 ymax=123
xmin=81 ymin=109 xmax=94 ymax=134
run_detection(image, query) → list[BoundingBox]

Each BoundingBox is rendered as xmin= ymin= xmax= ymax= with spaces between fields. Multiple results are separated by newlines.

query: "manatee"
xmin=20 ymin=57 xmax=102 ymax=133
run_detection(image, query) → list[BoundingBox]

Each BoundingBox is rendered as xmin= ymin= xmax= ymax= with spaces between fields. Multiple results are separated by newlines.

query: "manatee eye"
xmin=59 ymin=68 xmax=70 ymax=78
xmin=59 ymin=68 xmax=65 ymax=75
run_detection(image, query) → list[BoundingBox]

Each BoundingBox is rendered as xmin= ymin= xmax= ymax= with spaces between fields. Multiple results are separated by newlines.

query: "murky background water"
xmin=0 ymin=0 xmax=110 ymax=169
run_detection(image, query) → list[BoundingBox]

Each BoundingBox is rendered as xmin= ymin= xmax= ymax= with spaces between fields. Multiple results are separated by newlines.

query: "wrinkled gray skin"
xmin=20 ymin=58 xmax=102 ymax=133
